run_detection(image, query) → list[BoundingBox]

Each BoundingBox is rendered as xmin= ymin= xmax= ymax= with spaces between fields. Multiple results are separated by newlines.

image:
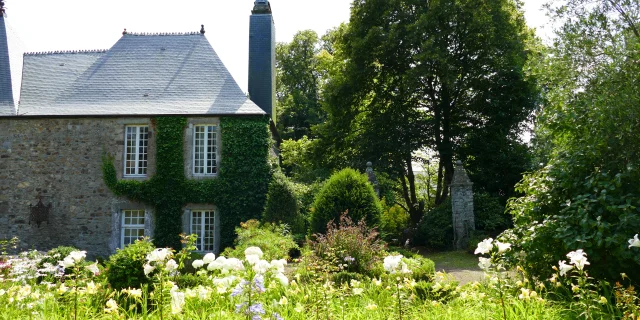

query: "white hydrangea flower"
xmin=383 ymin=255 xmax=403 ymax=273
xmin=192 ymin=259 xmax=204 ymax=269
xmin=244 ymin=247 xmax=263 ymax=258
xmin=275 ymin=272 xmax=289 ymax=286
xmin=170 ymin=286 xmax=185 ymax=314
xmin=202 ymin=253 xmax=216 ymax=264
xmin=270 ymin=259 xmax=287 ymax=273
xmin=252 ymin=260 xmax=271 ymax=274
xmin=245 ymin=254 xmax=261 ymax=266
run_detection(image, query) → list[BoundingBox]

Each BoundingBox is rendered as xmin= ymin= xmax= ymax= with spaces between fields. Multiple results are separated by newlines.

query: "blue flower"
xmin=253 ymin=275 xmax=266 ymax=293
xmin=273 ymin=312 xmax=284 ymax=320
xmin=231 ymin=280 xmax=249 ymax=297
xmin=249 ymin=303 xmax=265 ymax=315
xmin=235 ymin=302 xmax=247 ymax=313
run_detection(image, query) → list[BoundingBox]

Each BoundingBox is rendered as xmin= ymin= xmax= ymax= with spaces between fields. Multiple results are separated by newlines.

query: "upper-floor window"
xmin=193 ymin=125 xmax=218 ymax=175
xmin=124 ymin=125 xmax=149 ymax=176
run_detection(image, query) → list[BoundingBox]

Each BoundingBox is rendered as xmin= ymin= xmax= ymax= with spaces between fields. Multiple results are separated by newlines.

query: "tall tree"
xmin=503 ymin=0 xmax=640 ymax=283
xmin=315 ymin=0 xmax=537 ymax=224
xmin=276 ymin=30 xmax=325 ymax=140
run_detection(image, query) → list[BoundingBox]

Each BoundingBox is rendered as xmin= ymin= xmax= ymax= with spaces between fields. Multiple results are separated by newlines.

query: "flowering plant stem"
xmin=396 ymin=277 xmax=403 ymax=320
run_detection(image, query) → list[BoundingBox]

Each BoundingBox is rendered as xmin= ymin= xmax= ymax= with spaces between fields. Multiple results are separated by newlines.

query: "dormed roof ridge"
xmin=24 ymin=49 xmax=108 ymax=56
xmin=124 ymin=31 xmax=202 ymax=36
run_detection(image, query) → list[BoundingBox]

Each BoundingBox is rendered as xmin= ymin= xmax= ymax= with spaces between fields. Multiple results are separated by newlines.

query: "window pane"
xmin=191 ymin=210 xmax=215 ymax=251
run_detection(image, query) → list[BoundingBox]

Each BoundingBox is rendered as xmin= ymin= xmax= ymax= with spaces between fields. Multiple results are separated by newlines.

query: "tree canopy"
xmin=314 ymin=0 xmax=537 ymax=224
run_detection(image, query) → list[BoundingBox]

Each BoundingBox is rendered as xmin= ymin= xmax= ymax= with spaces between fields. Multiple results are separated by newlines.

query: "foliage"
xmin=105 ymin=238 xmax=155 ymax=290
xmin=414 ymin=199 xmax=453 ymax=250
xmin=222 ymin=220 xmax=299 ymax=261
xmin=474 ymin=192 xmax=509 ymax=234
xmin=103 ymin=116 xmax=271 ymax=250
xmin=280 ymin=136 xmax=329 ymax=183
xmin=379 ymin=201 xmax=410 ymax=244
xmin=276 ymin=30 xmax=326 ymax=140
xmin=37 ymin=246 xmax=79 ymax=271
xmin=311 ymin=168 xmax=382 ymax=234
xmin=314 ymin=0 xmax=537 ymax=227
xmin=502 ymin=0 xmax=640 ymax=285
xmin=403 ymin=256 xmax=435 ymax=282
xmin=262 ymin=171 xmax=305 ymax=236
xmin=308 ymin=213 xmax=386 ymax=276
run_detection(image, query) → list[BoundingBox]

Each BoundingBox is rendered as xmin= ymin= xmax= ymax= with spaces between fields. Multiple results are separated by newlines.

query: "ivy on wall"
xmin=103 ymin=116 xmax=272 ymax=249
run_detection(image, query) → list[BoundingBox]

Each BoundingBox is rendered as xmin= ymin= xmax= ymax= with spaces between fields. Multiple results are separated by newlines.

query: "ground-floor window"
xmin=191 ymin=210 xmax=215 ymax=252
xmin=121 ymin=209 xmax=146 ymax=247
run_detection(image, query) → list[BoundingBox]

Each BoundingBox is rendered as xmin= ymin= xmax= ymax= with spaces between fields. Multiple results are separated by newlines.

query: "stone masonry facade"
xmin=451 ymin=160 xmax=475 ymax=250
xmin=0 ymin=117 xmax=160 ymax=258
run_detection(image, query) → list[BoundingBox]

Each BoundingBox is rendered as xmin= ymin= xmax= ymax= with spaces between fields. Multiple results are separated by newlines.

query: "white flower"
xmin=147 ymin=248 xmax=171 ymax=262
xmin=85 ymin=263 xmax=100 ymax=274
xmin=558 ymin=260 xmax=573 ymax=276
xmin=352 ymin=287 xmax=364 ymax=295
xmin=203 ymin=253 xmax=216 ymax=264
xmin=223 ymin=258 xmax=245 ymax=272
xmin=566 ymin=249 xmax=590 ymax=270
xmin=165 ymin=259 xmax=178 ymax=272
xmin=495 ymin=241 xmax=511 ymax=254
xmin=244 ymin=247 xmax=263 ymax=258
xmin=86 ymin=281 xmax=99 ymax=294
xmin=170 ymin=286 xmax=185 ymax=314
xmin=252 ymin=260 xmax=270 ymax=274
xmin=629 ymin=234 xmax=640 ymax=248
xmin=279 ymin=296 xmax=288 ymax=305
xmin=474 ymin=238 xmax=493 ymax=255
xmin=68 ymin=251 xmax=87 ymax=262
xmin=275 ymin=272 xmax=289 ymax=286
xmin=143 ymin=263 xmax=155 ymax=276
xmin=104 ymin=299 xmax=118 ymax=313
xmin=478 ymin=257 xmax=492 ymax=271
xmin=126 ymin=288 xmax=142 ymax=298
xmin=399 ymin=261 xmax=412 ymax=274
xmin=366 ymin=303 xmax=378 ymax=310
xmin=192 ymin=259 xmax=204 ymax=269
xmin=59 ymin=257 xmax=75 ymax=268
xmin=0 ymin=289 xmax=5 ymax=296
xmin=245 ymin=254 xmax=261 ymax=266
xmin=383 ymin=255 xmax=403 ymax=273
xmin=270 ymin=259 xmax=287 ymax=273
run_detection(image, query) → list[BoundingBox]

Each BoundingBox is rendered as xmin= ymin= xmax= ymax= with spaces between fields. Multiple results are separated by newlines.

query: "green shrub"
xmin=262 ymin=171 xmax=306 ymax=236
xmin=308 ymin=212 xmax=386 ymax=276
xmin=311 ymin=168 xmax=382 ymax=234
xmin=175 ymin=273 xmax=207 ymax=288
xmin=379 ymin=201 xmax=410 ymax=243
xmin=413 ymin=280 xmax=459 ymax=302
xmin=474 ymin=192 xmax=508 ymax=235
xmin=414 ymin=200 xmax=453 ymax=250
xmin=222 ymin=220 xmax=298 ymax=261
xmin=331 ymin=271 xmax=365 ymax=285
xmin=404 ymin=256 xmax=435 ymax=282
xmin=105 ymin=238 xmax=155 ymax=290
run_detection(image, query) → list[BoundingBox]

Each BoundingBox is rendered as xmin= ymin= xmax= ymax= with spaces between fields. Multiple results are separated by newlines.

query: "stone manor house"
xmin=0 ymin=1 xmax=278 ymax=257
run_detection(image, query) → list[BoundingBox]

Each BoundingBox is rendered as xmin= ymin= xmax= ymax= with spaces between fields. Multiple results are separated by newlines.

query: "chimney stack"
xmin=0 ymin=0 xmax=16 ymax=115
xmin=248 ymin=0 xmax=276 ymax=122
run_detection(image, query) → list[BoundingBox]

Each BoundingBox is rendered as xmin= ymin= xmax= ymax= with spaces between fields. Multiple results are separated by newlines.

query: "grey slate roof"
xmin=17 ymin=32 xmax=265 ymax=116
xmin=0 ymin=16 xmax=15 ymax=115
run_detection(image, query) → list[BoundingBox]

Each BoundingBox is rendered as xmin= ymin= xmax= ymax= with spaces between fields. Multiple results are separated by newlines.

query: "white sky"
xmin=3 ymin=0 xmax=551 ymax=94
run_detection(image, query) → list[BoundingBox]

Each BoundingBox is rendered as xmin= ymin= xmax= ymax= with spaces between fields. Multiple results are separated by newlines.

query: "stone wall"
xmin=0 ymin=117 xmax=156 ymax=258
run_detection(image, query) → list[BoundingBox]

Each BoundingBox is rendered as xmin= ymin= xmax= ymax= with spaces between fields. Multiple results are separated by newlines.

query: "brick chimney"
xmin=248 ymin=0 xmax=276 ymax=122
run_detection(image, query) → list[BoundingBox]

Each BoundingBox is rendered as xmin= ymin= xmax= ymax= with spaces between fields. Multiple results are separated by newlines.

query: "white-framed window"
xmin=124 ymin=125 xmax=149 ymax=176
xmin=193 ymin=125 xmax=218 ymax=175
xmin=191 ymin=210 xmax=215 ymax=251
xmin=121 ymin=209 xmax=146 ymax=248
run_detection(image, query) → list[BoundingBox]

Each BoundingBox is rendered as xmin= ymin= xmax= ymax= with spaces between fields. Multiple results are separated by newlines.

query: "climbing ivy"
xmin=103 ymin=116 xmax=271 ymax=249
